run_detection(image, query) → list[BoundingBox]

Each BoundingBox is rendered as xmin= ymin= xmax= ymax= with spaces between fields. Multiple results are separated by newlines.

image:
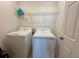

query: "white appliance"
xmin=32 ymin=28 xmax=56 ymax=58
xmin=6 ymin=27 xmax=32 ymax=58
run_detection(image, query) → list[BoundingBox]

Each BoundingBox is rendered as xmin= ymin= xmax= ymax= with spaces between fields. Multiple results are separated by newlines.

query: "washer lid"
xmin=7 ymin=30 xmax=31 ymax=36
xmin=33 ymin=31 xmax=56 ymax=39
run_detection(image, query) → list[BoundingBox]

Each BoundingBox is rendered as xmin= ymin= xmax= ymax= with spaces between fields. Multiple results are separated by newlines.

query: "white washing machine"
xmin=32 ymin=28 xmax=56 ymax=58
xmin=6 ymin=27 xmax=32 ymax=58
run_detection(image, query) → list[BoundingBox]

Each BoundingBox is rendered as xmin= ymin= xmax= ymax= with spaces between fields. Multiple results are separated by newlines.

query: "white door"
xmin=59 ymin=1 xmax=79 ymax=57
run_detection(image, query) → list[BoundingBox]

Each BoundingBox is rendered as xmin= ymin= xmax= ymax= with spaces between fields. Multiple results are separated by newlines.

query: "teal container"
xmin=17 ymin=8 xmax=24 ymax=16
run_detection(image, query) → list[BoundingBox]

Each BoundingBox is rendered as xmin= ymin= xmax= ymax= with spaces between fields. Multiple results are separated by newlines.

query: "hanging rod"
xmin=27 ymin=12 xmax=59 ymax=15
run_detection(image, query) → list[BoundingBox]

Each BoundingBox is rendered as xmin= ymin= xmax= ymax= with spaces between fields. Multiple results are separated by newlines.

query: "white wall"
xmin=18 ymin=1 xmax=57 ymax=32
xmin=18 ymin=1 xmax=57 ymax=12
xmin=0 ymin=1 xmax=19 ymax=49
xmin=55 ymin=1 xmax=66 ymax=37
